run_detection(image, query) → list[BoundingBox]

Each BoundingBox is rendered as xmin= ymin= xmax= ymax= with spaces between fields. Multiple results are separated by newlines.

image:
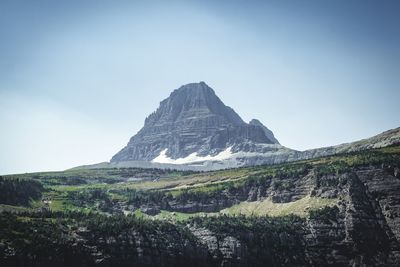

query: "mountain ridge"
xmin=75 ymin=81 xmax=400 ymax=171
xmin=75 ymin=127 xmax=399 ymax=171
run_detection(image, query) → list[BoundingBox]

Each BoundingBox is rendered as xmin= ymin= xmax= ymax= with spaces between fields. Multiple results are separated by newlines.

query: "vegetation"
xmin=309 ymin=205 xmax=340 ymax=222
xmin=0 ymin=145 xmax=399 ymax=265
xmin=0 ymin=177 xmax=43 ymax=206
xmin=0 ymin=146 xmax=398 ymax=216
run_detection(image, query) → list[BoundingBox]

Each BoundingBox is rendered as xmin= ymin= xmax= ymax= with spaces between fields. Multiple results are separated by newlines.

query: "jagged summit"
xmin=144 ymin=82 xmax=245 ymax=127
xmin=111 ymin=82 xmax=279 ymax=164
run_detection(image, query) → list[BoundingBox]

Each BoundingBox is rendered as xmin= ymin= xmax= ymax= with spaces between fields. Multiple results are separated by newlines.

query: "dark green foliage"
xmin=124 ymin=188 xmax=168 ymax=207
xmin=0 ymin=177 xmax=43 ymax=206
xmin=272 ymin=163 xmax=312 ymax=178
xmin=309 ymin=205 xmax=340 ymax=222
xmin=67 ymin=189 xmax=114 ymax=212
xmin=174 ymin=189 xmax=216 ymax=204
xmin=314 ymin=161 xmax=350 ymax=178
xmin=189 ymin=214 xmax=303 ymax=238
xmin=4 ymin=167 xmax=198 ymax=187
xmin=69 ymin=188 xmax=110 ymax=202
xmin=42 ymin=176 xmax=88 ymax=186
xmin=0 ymin=212 xmax=94 ymax=267
xmin=271 ymin=179 xmax=294 ymax=191
xmin=173 ymin=183 xmax=236 ymax=204
xmin=313 ymin=149 xmax=400 ymax=177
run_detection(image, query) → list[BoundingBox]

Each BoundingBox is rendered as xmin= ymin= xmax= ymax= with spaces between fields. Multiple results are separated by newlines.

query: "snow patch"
xmin=152 ymin=147 xmax=233 ymax=164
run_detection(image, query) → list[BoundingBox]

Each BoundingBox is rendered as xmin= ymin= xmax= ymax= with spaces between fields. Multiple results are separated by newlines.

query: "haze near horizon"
xmin=1 ymin=0 xmax=399 ymax=174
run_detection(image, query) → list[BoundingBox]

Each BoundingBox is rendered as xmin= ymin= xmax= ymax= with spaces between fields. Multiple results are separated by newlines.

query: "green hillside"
xmin=1 ymin=145 xmax=400 ymax=266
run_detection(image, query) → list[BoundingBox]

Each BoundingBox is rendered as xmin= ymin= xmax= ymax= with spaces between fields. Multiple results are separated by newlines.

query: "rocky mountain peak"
xmin=170 ymin=81 xmax=214 ymax=98
xmin=111 ymin=82 xmax=279 ymax=163
xmin=145 ymin=82 xmax=245 ymax=126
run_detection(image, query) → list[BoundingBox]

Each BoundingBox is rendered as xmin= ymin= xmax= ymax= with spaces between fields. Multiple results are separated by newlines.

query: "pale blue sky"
xmin=1 ymin=0 xmax=399 ymax=174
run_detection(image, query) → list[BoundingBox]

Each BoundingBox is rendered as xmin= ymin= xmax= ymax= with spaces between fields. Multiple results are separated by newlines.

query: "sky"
xmin=1 ymin=0 xmax=399 ymax=174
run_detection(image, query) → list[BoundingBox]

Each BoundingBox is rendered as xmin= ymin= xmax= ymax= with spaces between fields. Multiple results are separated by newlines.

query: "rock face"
xmin=111 ymin=82 xmax=279 ymax=163
xmin=249 ymin=119 xmax=280 ymax=144
xmin=122 ymin=165 xmax=400 ymax=266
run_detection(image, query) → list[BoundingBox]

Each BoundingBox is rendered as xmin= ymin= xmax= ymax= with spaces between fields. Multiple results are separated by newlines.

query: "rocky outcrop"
xmin=249 ymin=119 xmax=280 ymax=145
xmin=305 ymin=171 xmax=399 ymax=266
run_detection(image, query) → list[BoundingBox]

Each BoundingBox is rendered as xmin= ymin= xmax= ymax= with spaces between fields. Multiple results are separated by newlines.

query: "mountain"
xmin=2 ymin=83 xmax=400 ymax=267
xmin=107 ymin=82 xmax=400 ymax=171
xmin=111 ymin=82 xmax=281 ymax=164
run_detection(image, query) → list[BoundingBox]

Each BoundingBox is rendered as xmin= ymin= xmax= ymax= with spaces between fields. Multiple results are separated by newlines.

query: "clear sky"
xmin=1 ymin=0 xmax=399 ymax=174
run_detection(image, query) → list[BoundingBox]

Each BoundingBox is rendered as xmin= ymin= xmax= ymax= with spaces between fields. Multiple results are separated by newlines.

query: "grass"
xmin=48 ymin=199 xmax=78 ymax=212
xmin=123 ymin=209 xmax=218 ymax=222
xmin=221 ymin=196 xmax=337 ymax=218
xmin=46 ymin=191 xmax=88 ymax=212
xmin=154 ymin=210 xmax=218 ymax=222
xmin=128 ymin=196 xmax=337 ymax=221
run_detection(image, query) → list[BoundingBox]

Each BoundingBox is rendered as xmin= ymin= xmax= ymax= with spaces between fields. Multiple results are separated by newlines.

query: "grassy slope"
xmin=221 ymin=196 xmax=337 ymax=217
xmin=1 ymin=145 xmax=399 ymax=219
